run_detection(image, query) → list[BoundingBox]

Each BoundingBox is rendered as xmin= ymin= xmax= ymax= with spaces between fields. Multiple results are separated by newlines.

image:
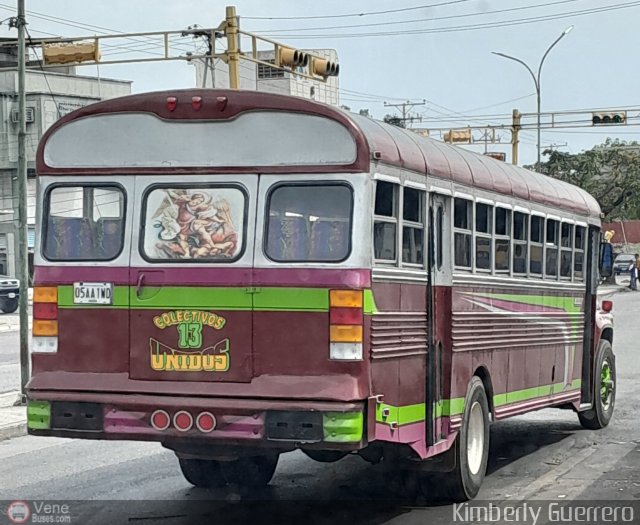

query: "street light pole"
xmin=492 ymin=25 xmax=573 ymax=168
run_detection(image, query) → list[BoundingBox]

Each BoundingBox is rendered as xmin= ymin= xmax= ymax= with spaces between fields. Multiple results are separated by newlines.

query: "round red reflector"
xmin=191 ymin=96 xmax=203 ymax=111
xmin=150 ymin=410 xmax=170 ymax=431
xmin=166 ymin=96 xmax=177 ymax=111
xmin=173 ymin=410 xmax=193 ymax=432
xmin=196 ymin=412 xmax=216 ymax=433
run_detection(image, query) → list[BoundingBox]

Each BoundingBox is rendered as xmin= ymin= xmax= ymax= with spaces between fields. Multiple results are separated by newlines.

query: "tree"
xmin=383 ymin=114 xmax=405 ymax=128
xmin=526 ymin=139 xmax=640 ymax=220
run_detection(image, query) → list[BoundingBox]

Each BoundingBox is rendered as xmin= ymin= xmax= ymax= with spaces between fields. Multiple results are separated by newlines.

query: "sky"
xmin=2 ymin=0 xmax=639 ymax=167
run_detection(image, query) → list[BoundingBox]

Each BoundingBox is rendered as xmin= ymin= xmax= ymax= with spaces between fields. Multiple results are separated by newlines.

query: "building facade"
xmin=0 ymin=43 xmax=131 ymax=277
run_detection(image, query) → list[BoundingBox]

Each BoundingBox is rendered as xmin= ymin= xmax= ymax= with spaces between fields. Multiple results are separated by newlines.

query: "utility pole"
xmin=384 ymin=100 xmax=426 ymax=127
xmin=224 ymin=5 xmax=240 ymax=89
xmin=511 ymin=109 xmax=521 ymax=166
xmin=16 ymin=0 xmax=29 ymax=402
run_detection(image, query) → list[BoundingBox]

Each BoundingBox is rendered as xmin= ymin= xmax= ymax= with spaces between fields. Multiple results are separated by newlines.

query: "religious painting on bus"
xmin=143 ymin=187 xmax=244 ymax=260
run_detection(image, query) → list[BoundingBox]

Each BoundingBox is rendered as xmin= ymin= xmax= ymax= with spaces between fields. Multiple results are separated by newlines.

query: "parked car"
xmin=0 ymin=274 xmax=19 ymax=313
xmin=613 ymin=254 xmax=636 ymax=275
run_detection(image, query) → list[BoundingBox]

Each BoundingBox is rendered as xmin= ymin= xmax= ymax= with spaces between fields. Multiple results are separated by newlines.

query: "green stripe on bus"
xmin=131 ymin=287 xmax=329 ymax=311
xmin=364 ymin=289 xmax=378 ymax=315
xmin=493 ymin=379 xmax=581 ymax=406
xmin=58 ymin=285 xmax=332 ymax=311
xmin=377 ymin=379 xmax=582 ymax=425
xmin=254 ymin=288 xmax=328 ymax=311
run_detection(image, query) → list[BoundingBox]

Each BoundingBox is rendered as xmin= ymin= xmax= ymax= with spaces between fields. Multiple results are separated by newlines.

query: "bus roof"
xmin=37 ymin=88 xmax=600 ymax=220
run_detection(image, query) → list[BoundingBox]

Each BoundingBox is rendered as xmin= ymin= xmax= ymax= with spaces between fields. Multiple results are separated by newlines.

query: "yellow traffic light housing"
xmin=311 ymin=57 xmax=339 ymax=78
xmin=444 ymin=129 xmax=472 ymax=143
xmin=276 ymin=46 xmax=309 ymax=68
xmin=592 ymin=111 xmax=626 ymax=125
xmin=43 ymin=41 xmax=100 ymax=65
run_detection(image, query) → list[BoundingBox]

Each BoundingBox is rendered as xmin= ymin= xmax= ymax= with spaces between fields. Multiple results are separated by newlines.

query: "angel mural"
xmin=147 ymin=189 xmax=240 ymax=260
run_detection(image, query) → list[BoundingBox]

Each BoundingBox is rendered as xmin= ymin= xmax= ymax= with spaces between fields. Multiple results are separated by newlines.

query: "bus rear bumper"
xmin=26 ymin=392 xmax=367 ymax=451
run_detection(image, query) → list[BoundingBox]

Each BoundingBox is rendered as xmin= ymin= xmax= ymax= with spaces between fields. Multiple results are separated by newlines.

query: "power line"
xmin=262 ymin=1 xmax=640 ymax=39
xmin=241 ymin=0 xmax=476 ymax=20
xmin=256 ymin=0 xmax=583 ymax=33
xmin=0 ymin=4 xmax=200 ymax=57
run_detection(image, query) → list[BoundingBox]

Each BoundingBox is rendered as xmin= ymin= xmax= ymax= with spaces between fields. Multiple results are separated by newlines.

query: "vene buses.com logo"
xmin=5 ymin=501 xmax=31 ymax=524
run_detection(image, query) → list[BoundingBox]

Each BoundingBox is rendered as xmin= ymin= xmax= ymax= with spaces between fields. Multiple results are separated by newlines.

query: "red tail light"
xmin=173 ymin=411 xmax=193 ymax=432
xmin=34 ymin=302 xmax=58 ymax=320
xmin=196 ymin=412 xmax=216 ymax=433
xmin=330 ymin=307 xmax=363 ymax=325
xmin=166 ymin=96 xmax=177 ymax=111
xmin=151 ymin=410 xmax=170 ymax=431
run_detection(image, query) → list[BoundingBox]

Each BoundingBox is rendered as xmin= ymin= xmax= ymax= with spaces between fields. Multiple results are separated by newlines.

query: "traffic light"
xmin=43 ymin=41 xmax=100 ymax=65
xmin=443 ymin=129 xmax=472 ymax=143
xmin=275 ymin=46 xmax=309 ymax=68
xmin=311 ymin=57 xmax=339 ymax=78
xmin=592 ymin=111 xmax=626 ymax=125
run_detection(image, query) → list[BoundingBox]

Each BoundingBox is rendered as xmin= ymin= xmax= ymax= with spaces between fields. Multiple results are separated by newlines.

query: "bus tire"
xmin=178 ymin=458 xmax=226 ymax=488
xmin=0 ymin=298 xmax=18 ymax=314
xmin=445 ymin=376 xmax=490 ymax=502
xmin=219 ymin=454 xmax=279 ymax=488
xmin=578 ymin=340 xmax=615 ymax=430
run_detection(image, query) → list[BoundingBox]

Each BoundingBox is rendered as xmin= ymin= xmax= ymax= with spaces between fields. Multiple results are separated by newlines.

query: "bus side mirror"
xmin=600 ymin=242 xmax=613 ymax=278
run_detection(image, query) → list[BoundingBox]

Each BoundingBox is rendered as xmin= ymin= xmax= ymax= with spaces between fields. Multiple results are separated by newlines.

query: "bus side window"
xmin=495 ymin=206 xmax=511 ymax=272
xmin=545 ymin=219 xmax=559 ymax=277
xmin=402 ymin=187 xmax=425 ymax=266
xmin=513 ymin=211 xmax=528 ymax=274
xmin=453 ymin=198 xmax=472 ymax=268
xmin=530 ymin=215 xmax=544 ymax=276
xmin=475 ymin=202 xmax=493 ymax=271
xmin=560 ymin=222 xmax=573 ymax=279
xmin=374 ymin=181 xmax=398 ymax=263
xmin=436 ymin=206 xmax=444 ymax=270
xmin=574 ymin=225 xmax=586 ymax=281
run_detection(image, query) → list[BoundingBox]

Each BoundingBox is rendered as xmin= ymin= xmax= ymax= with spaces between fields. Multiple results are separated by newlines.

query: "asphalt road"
xmin=1 ymin=289 xmax=639 ymax=525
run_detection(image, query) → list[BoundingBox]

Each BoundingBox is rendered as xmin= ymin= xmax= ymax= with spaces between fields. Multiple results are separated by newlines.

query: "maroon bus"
xmin=26 ymin=89 xmax=615 ymax=501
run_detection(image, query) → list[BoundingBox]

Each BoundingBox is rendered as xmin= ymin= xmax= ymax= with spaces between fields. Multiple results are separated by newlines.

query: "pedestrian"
xmin=630 ymin=254 xmax=639 ymax=290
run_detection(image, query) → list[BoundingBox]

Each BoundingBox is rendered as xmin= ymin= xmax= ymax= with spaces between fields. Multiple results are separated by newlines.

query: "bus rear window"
xmin=265 ymin=184 xmax=352 ymax=262
xmin=43 ymin=186 xmax=125 ymax=261
xmin=142 ymin=187 xmax=244 ymax=261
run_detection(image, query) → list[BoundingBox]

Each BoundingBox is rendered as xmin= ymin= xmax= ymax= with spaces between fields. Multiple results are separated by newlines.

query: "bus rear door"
xmin=128 ymin=175 xmax=258 ymax=383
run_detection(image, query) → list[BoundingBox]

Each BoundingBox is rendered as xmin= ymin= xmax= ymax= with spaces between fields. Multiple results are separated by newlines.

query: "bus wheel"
xmin=178 ymin=458 xmax=226 ymax=488
xmin=578 ymin=340 xmax=616 ymax=430
xmin=445 ymin=376 xmax=490 ymax=502
xmin=219 ymin=454 xmax=279 ymax=488
xmin=0 ymin=298 xmax=18 ymax=314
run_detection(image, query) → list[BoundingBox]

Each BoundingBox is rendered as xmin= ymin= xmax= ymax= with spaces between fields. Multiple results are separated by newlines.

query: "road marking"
xmin=507 ymin=444 xmax=600 ymax=501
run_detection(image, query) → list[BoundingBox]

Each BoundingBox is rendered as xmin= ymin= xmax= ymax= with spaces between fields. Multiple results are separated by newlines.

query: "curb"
xmin=0 ymin=391 xmax=27 ymax=441
xmin=0 ymin=421 xmax=27 ymax=441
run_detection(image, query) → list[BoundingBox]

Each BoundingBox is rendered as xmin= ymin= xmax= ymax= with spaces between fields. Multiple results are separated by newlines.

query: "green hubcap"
xmin=600 ymin=359 xmax=614 ymax=411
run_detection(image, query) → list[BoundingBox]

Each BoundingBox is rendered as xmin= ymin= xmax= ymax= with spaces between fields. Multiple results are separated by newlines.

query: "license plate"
xmin=73 ymin=282 xmax=113 ymax=305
